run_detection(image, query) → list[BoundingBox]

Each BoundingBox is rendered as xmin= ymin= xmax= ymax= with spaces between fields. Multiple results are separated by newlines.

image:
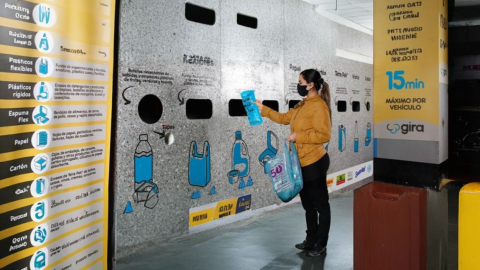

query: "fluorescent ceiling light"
xmin=335 ymin=48 xmax=373 ymax=64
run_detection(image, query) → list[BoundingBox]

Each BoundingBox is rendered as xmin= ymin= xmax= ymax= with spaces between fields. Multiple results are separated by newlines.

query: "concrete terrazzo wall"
xmin=113 ymin=0 xmax=373 ymax=259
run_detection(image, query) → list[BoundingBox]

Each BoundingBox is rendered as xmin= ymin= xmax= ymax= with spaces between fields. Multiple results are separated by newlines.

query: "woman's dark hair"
xmin=300 ymin=69 xmax=331 ymax=120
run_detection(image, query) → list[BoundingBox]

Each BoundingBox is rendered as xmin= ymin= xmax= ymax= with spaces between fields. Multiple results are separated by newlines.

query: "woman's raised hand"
xmin=253 ymin=99 xmax=264 ymax=111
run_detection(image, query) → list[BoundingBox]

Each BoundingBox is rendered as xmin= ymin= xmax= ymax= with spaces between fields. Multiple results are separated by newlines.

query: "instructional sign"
xmin=0 ymin=1 xmax=115 ymax=269
xmin=373 ymin=0 xmax=448 ymax=142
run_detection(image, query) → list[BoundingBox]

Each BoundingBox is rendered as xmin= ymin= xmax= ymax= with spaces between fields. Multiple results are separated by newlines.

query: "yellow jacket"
xmin=261 ymin=95 xmax=331 ymax=167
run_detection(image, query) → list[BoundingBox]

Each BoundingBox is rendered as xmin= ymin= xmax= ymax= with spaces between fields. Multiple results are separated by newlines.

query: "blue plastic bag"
xmin=240 ymin=90 xmax=263 ymax=126
xmin=266 ymin=141 xmax=303 ymax=202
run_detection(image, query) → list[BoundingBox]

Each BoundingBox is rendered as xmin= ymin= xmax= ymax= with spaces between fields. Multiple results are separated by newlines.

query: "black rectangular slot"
xmin=185 ymin=3 xmax=216 ymax=25
xmin=229 ymin=99 xmax=247 ymax=117
xmin=352 ymin=101 xmax=361 ymax=112
xmin=337 ymin=100 xmax=347 ymax=112
xmin=186 ymin=99 xmax=213 ymax=119
xmin=289 ymin=100 xmax=301 ymax=109
xmin=237 ymin=13 xmax=257 ymax=29
xmin=262 ymin=100 xmax=278 ymax=112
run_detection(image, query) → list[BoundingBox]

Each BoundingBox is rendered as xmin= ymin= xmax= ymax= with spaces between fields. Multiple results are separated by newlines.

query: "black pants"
xmin=299 ymin=153 xmax=331 ymax=247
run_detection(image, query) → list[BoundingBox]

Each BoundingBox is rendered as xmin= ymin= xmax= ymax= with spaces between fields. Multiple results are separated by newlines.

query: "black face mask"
xmin=297 ymin=84 xmax=309 ymax=97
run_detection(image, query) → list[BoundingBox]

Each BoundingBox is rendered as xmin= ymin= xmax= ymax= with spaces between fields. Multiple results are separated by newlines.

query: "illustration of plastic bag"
xmin=266 ymin=141 xmax=303 ymax=203
xmin=189 ymin=141 xmax=211 ymax=187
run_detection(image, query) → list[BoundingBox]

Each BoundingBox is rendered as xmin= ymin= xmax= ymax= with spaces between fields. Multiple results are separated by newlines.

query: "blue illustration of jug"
xmin=354 ymin=121 xmax=359 ymax=153
xmin=188 ymin=141 xmax=210 ymax=187
xmin=232 ymin=131 xmax=250 ymax=178
xmin=240 ymin=90 xmax=263 ymax=126
xmin=39 ymin=33 xmax=49 ymax=51
xmin=39 ymin=58 xmax=48 ymax=75
xmin=36 ymin=178 xmax=45 ymax=195
xmin=258 ymin=131 xmax=278 ymax=174
xmin=39 ymin=5 xmax=51 ymax=24
xmin=338 ymin=125 xmax=346 ymax=152
xmin=35 ymin=202 xmax=45 ymax=220
xmin=34 ymin=250 xmax=46 ymax=269
xmin=37 ymin=82 xmax=49 ymax=101
xmin=365 ymin=122 xmax=372 ymax=146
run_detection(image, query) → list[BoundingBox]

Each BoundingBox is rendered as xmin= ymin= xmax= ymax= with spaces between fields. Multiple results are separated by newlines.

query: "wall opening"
xmin=186 ymin=99 xmax=213 ymax=119
xmin=289 ymin=100 xmax=301 ymax=109
xmin=352 ymin=101 xmax=361 ymax=112
xmin=237 ymin=13 xmax=257 ymax=29
xmin=337 ymin=100 xmax=347 ymax=112
xmin=185 ymin=3 xmax=216 ymax=25
xmin=138 ymin=94 xmax=163 ymax=124
xmin=229 ymin=99 xmax=246 ymax=116
xmin=262 ymin=100 xmax=278 ymax=112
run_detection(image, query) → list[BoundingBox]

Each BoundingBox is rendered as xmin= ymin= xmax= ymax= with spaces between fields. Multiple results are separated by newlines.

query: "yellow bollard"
xmin=459 ymin=182 xmax=480 ymax=269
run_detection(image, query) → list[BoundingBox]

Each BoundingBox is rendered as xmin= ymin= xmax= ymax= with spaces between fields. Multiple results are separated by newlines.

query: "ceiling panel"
xmin=311 ymin=0 xmax=374 ymax=30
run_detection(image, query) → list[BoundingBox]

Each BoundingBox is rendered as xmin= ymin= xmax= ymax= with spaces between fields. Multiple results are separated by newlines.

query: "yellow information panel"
xmin=373 ymin=0 xmax=448 ymax=142
xmin=0 ymin=1 xmax=115 ymax=269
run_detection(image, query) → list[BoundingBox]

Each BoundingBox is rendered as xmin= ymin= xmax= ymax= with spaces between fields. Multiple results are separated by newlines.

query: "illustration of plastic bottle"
xmin=354 ymin=121 xmax=359 ymax=153
xmin=338 ymin=125 xmax=346 ymax=152
xmin=232 ymin=131 xmax=250 ymax=179
xmin=240 ymin=90 xmax=263 ymax=126
xmin=134 ymin=134 xmax=155 ymax=191
xmin=365 ymin=122 xmax=372 ymax=146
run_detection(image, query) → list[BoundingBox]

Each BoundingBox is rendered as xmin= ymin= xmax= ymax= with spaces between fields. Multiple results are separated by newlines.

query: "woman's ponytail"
xmin=320 ymin=81 xmax=332 ymax=123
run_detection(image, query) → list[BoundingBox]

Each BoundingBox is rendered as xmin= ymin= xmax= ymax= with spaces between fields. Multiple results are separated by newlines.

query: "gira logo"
xmin=387 ymin=122 xmax=424 ymax=134
xmin=387 ymin=123 xmax=400 ymax=134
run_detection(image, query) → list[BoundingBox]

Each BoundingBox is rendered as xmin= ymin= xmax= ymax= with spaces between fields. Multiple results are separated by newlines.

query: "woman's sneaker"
xmin=295 ymin=240 xmax=316 ymax=251
xmin=307 ymin=245 xmax=327 ymax=257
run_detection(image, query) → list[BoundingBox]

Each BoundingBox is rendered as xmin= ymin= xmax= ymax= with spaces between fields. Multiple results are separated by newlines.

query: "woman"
xmin=254 ymin=69 xmax=331 ymax=257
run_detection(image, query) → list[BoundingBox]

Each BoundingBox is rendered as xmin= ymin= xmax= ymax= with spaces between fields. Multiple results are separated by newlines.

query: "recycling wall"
xmin=114 ymin=0 xmax=374 ymax=259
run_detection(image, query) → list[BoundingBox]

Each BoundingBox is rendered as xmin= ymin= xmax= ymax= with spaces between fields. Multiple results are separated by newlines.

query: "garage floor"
xmin=116 ymin=189 xmax=459 ymax=270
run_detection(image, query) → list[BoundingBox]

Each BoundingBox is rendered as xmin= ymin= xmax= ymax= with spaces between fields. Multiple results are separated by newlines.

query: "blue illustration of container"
xmin=134 ymin=134 xmax=156 ymax=193
xmin=36 ymin=178 xmax=45 ymax=195
xmin=133 ymin=134 xmax=159 ymax=209
xmin=227 ymin=170 xmax=239 ymax=184
xmin=338 ymin=125 xmax=346 ymax=152
xmin=232 ymin=131 xmax=249 ymax=178
xmin=258 ymin=131 xmax=278 ymax=174
xmin=240 ymin=90 xmax=263 ymax=126
xmin=365 ymin=122 xmax=372 ymax=146
xmin=354 ymin=121 xmax=359 ymax=153
xmin=34 ymin=250 xmax=46 ymax=269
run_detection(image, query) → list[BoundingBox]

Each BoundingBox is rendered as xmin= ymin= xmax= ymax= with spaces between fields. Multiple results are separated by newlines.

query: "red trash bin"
xmin=354 ymin=182 xmax=427 ymax=270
